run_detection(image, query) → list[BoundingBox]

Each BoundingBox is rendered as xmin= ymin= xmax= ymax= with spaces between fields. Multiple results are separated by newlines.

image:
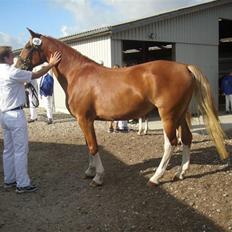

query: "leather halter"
xmin=18 ymin=43 xmax=42 ymax=71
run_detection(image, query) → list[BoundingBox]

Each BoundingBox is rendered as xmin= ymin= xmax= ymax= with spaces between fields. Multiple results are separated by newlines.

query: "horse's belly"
xmin=96 ymin=102 xmax=153 ymax=120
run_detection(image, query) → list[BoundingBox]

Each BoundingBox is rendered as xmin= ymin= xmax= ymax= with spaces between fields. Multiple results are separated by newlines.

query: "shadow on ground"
xmin=0 ymin=138 xmax=228 ymax=232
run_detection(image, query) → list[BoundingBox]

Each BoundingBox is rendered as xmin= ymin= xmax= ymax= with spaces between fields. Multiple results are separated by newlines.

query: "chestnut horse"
xmin=16 ymin=29 xmax=228 ymax=187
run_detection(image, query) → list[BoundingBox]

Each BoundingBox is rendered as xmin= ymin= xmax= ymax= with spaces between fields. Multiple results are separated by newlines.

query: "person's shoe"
xmin=4 ymin=181 xmax=16 ymax=189
xmin=47 ymin=118 xmax=53 ymax=124
xmin=16 ymin=184 xmax=38 ymax=194
xmin=28 ymin=118 xmax=37 ymax=123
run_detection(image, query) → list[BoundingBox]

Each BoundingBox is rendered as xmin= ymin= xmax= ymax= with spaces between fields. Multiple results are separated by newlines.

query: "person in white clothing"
xmin=41 ymin=94 xmax=54 ymax=124
xmin=0 ymin=46 xmax=61 ymax=193
xmin=27 ymin=79 xmax=39 ymax=123
xmin=118 ymin=120 xmax=129 ymax=132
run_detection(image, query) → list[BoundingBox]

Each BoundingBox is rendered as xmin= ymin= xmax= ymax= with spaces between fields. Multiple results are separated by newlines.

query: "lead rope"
xmin=27 ymin=83 xmax=39 ymax=107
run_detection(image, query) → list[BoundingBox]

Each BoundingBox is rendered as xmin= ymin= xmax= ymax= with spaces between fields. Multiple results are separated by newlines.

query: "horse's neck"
xmin=46 ymin=37 xmax=93 ymax=70
xmin=45 ymin=37 xmax=97 ymax=89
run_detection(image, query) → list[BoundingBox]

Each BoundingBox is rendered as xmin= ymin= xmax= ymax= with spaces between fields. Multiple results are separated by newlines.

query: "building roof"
xmin=59 ymin=0 xmax=231 ymax=43
xmin=60 ymin=27 xmax=112 ymax=44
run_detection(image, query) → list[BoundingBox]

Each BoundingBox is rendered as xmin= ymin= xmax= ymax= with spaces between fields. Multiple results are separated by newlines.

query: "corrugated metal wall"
xmin=174 ymin=5 xmax=232 ymax=110
xmin=175 ymin=43 xmax=218 ymax=111
xmin=111 ymin=39 xmax=122 ymax=67
xmin=112 ymin=4 xmax=232 ymax=45
xmin=68 ymin=36 xmax=112 ymax=67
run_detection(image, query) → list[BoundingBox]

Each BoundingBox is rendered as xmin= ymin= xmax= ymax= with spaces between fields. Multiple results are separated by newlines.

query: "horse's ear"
xmin=27 ymin=28 xmax=41 ymax=38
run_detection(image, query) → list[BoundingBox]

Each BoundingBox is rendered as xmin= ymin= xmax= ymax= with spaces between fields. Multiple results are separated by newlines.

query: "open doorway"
xmin=122 ymin=40 xmax=173 ymax=66
xmin=218 ymin=18 xmax=232 ymax=111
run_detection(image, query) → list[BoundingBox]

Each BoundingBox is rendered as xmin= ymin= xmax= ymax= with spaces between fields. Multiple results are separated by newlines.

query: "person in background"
xmin=108 ymin=120 xmax=119 ymax=133
xmin=27 ymin=78 xmax=38 ymax=123
xmin=39 ymin=71 xmax=54 ymax=124
xmin=118 ymin=120 xmax=129 ymax=132
xmin=0 ymin=46 xmax=61 ymax=193
xmin=221 ymin=71 xmax=232 ymax=114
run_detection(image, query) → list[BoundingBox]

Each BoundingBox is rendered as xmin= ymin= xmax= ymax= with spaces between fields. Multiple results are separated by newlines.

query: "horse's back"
xmin=131 ymin=60 xmax=194 ymax=102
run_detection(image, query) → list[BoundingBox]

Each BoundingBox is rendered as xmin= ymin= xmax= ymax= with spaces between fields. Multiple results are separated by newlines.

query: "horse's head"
xmin=16 ymin=28 xmax=47 ymax=70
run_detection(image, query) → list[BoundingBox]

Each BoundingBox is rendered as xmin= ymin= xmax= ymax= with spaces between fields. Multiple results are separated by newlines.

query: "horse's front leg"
xmin=78 ymin=118 xmax=104 ymax=186
xmin=85 ymin=154 xmax=95 ymax=178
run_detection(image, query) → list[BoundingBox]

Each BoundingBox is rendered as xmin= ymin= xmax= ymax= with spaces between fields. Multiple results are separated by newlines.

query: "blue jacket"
xmin=39 ymin=73 xmax=54 ymax=97
xmin=221 ymin=75 xmax=232 ymax=95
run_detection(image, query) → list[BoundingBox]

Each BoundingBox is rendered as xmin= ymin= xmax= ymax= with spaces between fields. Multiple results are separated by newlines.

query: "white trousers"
xmin=225 ymin=94 xmax=232 ymax=112
xmin=118 ymin=120 xmax=128 ymax=130
xmin=41 ymin=95 xmax=53 ymax=119
xmin=28 ymin=88 xmax=38 ymax=120
xmin=0 ymin=109 xmax=31 ymax=187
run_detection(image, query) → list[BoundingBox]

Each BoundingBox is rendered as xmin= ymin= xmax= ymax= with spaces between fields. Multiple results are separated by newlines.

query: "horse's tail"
xmin=187 ymin=65 xmax=229 ymax=160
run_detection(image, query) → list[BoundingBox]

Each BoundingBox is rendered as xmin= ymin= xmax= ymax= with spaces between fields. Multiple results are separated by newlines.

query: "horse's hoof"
xmin=172 ymin=173 xmax=183 ymax=181
xmin=147 ymin=181 xmax=159 ymax=187
xmin=84 ymin=167 xmax=96 ymax=179
xmin=89 ymin=180 xmax=103 ymax=187
xmin=219 ymin=162 xmax=231 ymax=170
xmin=172 ymin=174 xmax=179 ymax=181
xmin=83 ymin=174 xmax=95 ymax=179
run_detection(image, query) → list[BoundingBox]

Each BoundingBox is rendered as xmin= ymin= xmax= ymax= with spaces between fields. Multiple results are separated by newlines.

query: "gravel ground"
xmin=0 ymin=108 xmax=231 ymax=232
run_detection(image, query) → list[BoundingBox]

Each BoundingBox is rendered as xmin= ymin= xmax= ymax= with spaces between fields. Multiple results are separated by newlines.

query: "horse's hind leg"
xmin=148 ymin=120 xmax=176 ymax=186
xmin=173 ymin=119 xmax=192 ymax=180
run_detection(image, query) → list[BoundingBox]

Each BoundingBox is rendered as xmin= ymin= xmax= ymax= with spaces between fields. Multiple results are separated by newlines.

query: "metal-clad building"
xmin=54 ymin=0 xmax=232 ymax=113
xmin=14 ymin=0 xmax=232 ymax=114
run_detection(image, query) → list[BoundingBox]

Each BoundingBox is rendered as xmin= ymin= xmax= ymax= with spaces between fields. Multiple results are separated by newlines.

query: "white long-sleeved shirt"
xmin=0 ymin=64 xmax=32 ymax=112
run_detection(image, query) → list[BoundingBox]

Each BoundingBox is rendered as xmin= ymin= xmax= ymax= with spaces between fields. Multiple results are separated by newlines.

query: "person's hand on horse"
xmin=49 ymin=51 xmax=62 ymax=66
